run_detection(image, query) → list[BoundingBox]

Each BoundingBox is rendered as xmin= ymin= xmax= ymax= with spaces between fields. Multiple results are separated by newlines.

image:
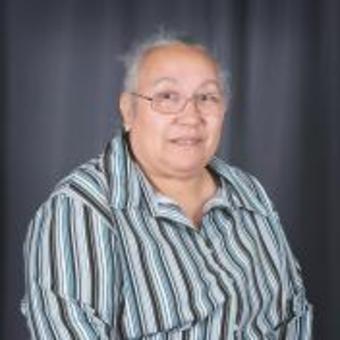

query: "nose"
xmin=176 ymin=97 xmax=203 ymax=125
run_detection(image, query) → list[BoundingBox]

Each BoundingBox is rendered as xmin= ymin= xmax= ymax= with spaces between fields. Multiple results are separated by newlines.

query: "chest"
xmin=113 ymin=207 xmax=284 ymax=339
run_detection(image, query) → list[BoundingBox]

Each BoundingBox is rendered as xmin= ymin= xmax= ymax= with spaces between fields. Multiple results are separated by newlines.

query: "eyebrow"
xmin=152 ymin=77 xmax=178 ymax=86
xmin=152 ymin=78 xmax=221 ymax=88
xmin=197 ymin=79 xmax=221 ymax=88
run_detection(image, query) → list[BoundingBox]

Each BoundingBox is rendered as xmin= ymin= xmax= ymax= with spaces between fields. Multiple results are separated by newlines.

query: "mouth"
xmin=170 ymin=137 xmax=203 ymax=146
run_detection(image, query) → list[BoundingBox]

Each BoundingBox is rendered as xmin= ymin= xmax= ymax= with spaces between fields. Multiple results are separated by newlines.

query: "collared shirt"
xmin=22 ymin=131 xmax=313 ymax=339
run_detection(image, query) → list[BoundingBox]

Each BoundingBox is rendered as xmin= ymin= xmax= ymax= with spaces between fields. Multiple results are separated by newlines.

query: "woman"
xmin=22 ymin=33 xmax=312 ymax=339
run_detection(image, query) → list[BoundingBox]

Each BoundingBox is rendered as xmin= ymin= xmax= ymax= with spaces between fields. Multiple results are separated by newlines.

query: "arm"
xmin=21 ymin=193 xmax=121 ymax=339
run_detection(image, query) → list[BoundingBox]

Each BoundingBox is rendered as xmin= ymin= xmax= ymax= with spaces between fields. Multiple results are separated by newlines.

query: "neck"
xmin=145 ymin=167 xmax=218 ymax=226
xmin=150 ymin=169 xmax=211 ymax=199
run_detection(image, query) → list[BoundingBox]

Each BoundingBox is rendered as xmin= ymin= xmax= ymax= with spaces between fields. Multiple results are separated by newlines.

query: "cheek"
xmin=132 ymin=114 xmax=169 ymax=149
xmin=207 ymin=118 xmax=224 ymax=141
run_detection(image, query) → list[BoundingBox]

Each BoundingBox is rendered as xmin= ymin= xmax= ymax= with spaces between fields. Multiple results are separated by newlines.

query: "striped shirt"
xmin=22 ymin=131 xmax=313 ymax=339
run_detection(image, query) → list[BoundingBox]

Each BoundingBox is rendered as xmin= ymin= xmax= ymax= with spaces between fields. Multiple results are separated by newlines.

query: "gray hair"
xmin=120 ymin=31 xmax=231 ymax=97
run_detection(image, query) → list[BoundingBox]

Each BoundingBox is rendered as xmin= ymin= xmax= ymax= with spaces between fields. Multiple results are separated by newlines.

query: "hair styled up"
xmin=120 ymin=30 xmax=231 ymax=97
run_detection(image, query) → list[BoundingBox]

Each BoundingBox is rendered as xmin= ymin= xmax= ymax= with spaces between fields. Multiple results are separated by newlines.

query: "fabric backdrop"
xmin=2 ymin=0 xmax=340 ymax=338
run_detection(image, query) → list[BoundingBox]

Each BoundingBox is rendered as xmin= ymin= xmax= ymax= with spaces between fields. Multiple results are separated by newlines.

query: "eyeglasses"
xmin=129 ymin=90 xmax=225 ymax=114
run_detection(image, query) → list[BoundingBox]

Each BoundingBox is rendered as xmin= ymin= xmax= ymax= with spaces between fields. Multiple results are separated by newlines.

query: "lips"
xmin=170 ymin=137 xmax=203 ymax=146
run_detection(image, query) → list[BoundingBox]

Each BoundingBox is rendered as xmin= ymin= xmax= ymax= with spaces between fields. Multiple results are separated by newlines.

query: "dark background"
xmin=2 ymin=0 xmax=340 ymax=338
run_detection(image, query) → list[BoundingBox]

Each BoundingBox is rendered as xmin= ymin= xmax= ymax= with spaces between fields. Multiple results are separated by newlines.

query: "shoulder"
xmin=56 ymin=154 xmax=109 ymax=201
xmin=24 ymin=154 xmax=119 ymax=318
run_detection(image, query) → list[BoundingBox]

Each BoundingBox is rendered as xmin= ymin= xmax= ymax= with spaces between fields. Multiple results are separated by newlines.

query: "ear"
xmin=119 ymin=92 xmax=135 ymax=132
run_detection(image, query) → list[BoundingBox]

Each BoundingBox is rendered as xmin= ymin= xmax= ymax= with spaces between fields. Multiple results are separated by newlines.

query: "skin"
xmin=119 ymin=43 xmax=227 ymax=225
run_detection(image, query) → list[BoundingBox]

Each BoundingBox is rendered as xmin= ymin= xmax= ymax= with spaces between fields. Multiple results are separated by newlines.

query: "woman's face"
xmin=120 ymin=44 xmax=227 ymax=180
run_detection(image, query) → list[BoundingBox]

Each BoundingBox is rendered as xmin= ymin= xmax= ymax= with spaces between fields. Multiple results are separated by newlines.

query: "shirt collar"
xmin=208 ymin=157 xmax=269 ymax=216
xmin=104 ymin=131 xmax=268 ymax=217
xmin=105 ymin=130 xmax=162 ymax=216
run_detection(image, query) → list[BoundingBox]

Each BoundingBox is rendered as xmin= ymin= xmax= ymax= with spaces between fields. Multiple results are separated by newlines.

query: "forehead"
xmin=137 ymin=44 xmax=220 ymax=89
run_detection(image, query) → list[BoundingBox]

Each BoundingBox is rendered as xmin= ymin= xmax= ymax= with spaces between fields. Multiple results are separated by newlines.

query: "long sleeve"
xmin=245 ymin=173 xmax=313 ymax=339
xmin=21 ymin=192 xmax=121 ymax=339
xmin=252 ymin=177 xmax=313 ymax=340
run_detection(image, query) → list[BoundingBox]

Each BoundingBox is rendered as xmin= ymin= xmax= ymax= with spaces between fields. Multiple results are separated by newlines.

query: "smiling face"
xmin=120 ymin=43 xmax=227 ymax=180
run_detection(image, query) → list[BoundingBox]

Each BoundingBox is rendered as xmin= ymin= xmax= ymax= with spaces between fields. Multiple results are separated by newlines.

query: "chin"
xmin=166 ymin=159 xmax=208 ymax=177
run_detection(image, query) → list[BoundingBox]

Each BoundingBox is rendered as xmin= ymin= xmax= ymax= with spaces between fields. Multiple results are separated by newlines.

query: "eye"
xmin=197 ymin=93 xmax=221 ymax=103
xmin=155 ymin=91 xmax=180 ymax=102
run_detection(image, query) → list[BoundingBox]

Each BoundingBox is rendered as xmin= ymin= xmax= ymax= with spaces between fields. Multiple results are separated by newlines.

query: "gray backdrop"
xmin=3 ymin=0 xmax=340 ymax=338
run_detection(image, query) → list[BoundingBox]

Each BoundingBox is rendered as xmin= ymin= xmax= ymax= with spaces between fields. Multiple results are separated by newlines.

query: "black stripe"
xmin=112 ymin=211 xmax=145 ymax=336
xmin=124 ymin=210 xmax=163 ymax=331
xmin=83 ymin=205 xmax=97 ymax=309
xmin=206 ymin=211 xmax=246 ymax=325
xmin=232 ymin=210 xmax=270 ymax=337
xmin=139 ymin=210 xmax=183 ymax=326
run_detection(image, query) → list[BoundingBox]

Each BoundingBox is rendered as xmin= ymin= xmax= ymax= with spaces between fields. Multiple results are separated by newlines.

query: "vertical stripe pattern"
xmin=22 ymin=131 xmax=312 ymax=339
